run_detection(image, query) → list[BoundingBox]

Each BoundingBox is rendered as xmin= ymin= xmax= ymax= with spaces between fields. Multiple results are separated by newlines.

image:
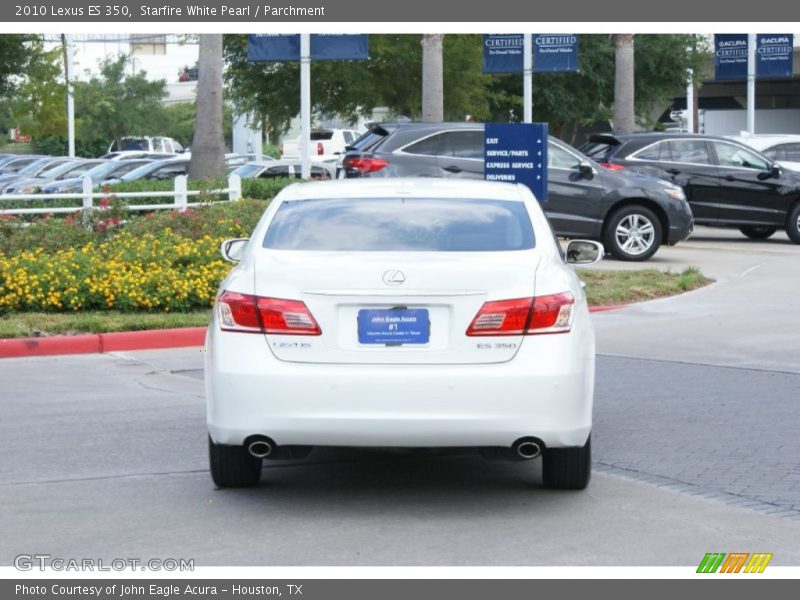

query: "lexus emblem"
xmin=382 ymin=269 xmax=406 ymax=285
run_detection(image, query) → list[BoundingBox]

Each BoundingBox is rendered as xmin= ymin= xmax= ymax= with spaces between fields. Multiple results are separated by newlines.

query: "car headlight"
xmin=656 ymin=181 xmax=686 ymax=200
xmin=664 ymin=187 xmax=686 ymax=200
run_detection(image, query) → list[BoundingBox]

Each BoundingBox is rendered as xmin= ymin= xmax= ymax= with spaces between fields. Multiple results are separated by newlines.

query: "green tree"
xmin=223 ymin=34 xmax=492 ymax=139
xmin=11 ymin=42 xmax=67 ymax=141
xmin=73 ymin=55 xmax=168 ymax=154
xmin=162 ymin=101 xmax=233 ymax=149
xmin=487 ymin=34 xmax=705 ymax=141
xmin=0 ymin=34 xmax=36 ymax=96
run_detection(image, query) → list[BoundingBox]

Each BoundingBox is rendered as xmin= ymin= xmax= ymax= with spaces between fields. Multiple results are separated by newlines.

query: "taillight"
xmin=344 ymin=156 xmax=389 ymax=174
xmin=527 ymin=292 xmax=575 ymax=334
xmin=465 ymin=293 xmax=574 ymax=336
xmin=217 ymin=291 xmax=321 ymax=335
xmin=598 ymin=162 xmax=624 ymax=172
xmin=466 ymin=298 xmax=533 ymax=336
xmin=316 ymin=142 xmax=324 ymax=155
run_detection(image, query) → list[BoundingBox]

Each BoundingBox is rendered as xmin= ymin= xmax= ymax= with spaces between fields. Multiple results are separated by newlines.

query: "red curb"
xmin=588 ymin=304 xmax=627 ymax=313
xmin=0 ymin=305 xmax=627 ymax=359
xmin=100 ymin=327 xmax=206 ymax=352
xmin=0 ymin=327 xmax=206 ymax=359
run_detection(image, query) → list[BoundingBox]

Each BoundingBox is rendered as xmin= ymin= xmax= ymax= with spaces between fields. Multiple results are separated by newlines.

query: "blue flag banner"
xmin=484 ymin=123 xmax=549 ymax=203
xmin=714 ymin=34 xmax=749 ymax=80
xmin=757 ymin=34 xmax=793 ymax=78
xmin=247 ymin=34 xmax=369 ymax=62
xmin=533 ymin=34 xmax=579 ymax=72
xmin=482 ymin=34 xmax=524 ymax=73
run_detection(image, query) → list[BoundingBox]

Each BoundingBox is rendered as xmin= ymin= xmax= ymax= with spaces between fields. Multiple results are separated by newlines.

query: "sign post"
xmin=747 ymin=33 xmax=756 ymax=135
xmin=484 ymin=123 xmax=548 ymax=203
xmin=300 ymin=34 xmax=311 ymax=179
xmin=523 ymin=34 xmax=532 ymax=123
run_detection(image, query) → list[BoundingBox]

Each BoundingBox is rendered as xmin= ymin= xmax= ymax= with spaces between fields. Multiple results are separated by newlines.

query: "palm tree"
xmin=421 ymin=34 xmax=444 ymax=122
xmin=613 ymin=34 xmax=635 ymax=134
xmin=189 ymin=34 xmax=226 ymax=180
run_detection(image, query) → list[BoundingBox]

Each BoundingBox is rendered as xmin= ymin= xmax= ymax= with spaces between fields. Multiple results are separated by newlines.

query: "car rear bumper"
xmin=205 ymin=315 xmax=595 ymax=450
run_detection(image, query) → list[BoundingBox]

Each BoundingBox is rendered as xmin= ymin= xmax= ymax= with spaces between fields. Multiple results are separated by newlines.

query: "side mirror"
xmin=758 ymin=165 xmax=781 ymax=180
xmin=220 ymin=238 xmax=249 ymax=263
xmin=578 ymin=162 xmax=595 ymax=179
xmin=566 ymin=240 xmax=604 ymax=265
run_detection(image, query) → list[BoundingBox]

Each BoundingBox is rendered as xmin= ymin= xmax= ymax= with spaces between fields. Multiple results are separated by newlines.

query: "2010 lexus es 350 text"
xmin=205 ymin=179 xmax=602 ymax=490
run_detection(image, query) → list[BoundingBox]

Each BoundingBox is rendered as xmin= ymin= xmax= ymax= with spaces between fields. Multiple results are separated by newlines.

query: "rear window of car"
xmin=263 ymin=198 xmax=535 ymax=252
xmin=579 ymin=140 xmax=618 ymax=160
xmin=120 ymin=138 xmax=150 ymax=151
xmin=348 ymin=130 xmax=386 ymax=151
xmin=310 ymin=131 xmax=334 ymax=141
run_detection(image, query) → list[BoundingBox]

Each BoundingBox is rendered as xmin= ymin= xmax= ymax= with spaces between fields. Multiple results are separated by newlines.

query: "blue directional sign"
xmin=247 ymin=34 xmax=369 ymax=62
xmin=482 ymin=34 xmax=524 ymax=73
xmin=533 ymin=34 xmax=579 ymax=72
xmin=484 ymin=123 xmax=548 ymax=203
xmin=714 ymin=34 xmax=749 ymax=80
xmin=757 ymin=34 xmax=793 ymax=78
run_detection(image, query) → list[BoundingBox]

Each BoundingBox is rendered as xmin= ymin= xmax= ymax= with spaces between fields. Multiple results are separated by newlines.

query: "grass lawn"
xmin=577 ymin=266 xmax=711 ymax=306
xmin=0 ymin=268 xmax=711 ymax=338
xmin=0 ymin=310 xmax=211 ymax=338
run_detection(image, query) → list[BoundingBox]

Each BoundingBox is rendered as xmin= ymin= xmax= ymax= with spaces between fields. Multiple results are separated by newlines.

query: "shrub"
xmin=0 ymin=230 xmax=232 ymax=314
xmin=106 ymin=176 xmax=297 ymax=202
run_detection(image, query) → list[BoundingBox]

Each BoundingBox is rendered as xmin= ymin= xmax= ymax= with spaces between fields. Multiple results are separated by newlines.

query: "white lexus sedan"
xmin=205 ymin=179 xmax=602 ymax=489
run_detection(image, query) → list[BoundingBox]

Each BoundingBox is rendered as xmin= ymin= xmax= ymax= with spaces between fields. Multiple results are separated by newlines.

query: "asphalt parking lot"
xmin=1 ymin=226 xmax=799 ymax=566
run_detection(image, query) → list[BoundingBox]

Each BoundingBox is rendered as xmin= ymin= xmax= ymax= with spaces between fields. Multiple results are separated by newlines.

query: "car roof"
xmin=730 ymin=134 xmax=800 ymax=149
xmin=587 ymin=132 xmax=753 ymax=146
xmin=276 ymin=177 xmax=529 ymax=202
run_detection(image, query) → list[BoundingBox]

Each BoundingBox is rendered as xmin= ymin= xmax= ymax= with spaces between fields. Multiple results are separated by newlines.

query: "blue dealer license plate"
xmin=357 ymin=309 xmax=430 ymax=345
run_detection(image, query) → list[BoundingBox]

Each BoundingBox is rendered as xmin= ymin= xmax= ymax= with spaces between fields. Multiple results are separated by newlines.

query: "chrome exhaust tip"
xmin=513 ymin=437 xmax=544 ymax=459
xmin=247 ymin=440 xmax=273 ymax=459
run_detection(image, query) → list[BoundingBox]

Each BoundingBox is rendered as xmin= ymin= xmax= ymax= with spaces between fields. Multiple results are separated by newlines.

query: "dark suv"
xmin=340 ymin=122 xmax=694 ymax=261
xmin=580 ymin=132 xmax=800 ymax=243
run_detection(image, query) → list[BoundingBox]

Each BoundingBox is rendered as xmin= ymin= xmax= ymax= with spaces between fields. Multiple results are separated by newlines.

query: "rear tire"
xmin=542 ymin=436 xmax=591 ymax=490
xmin=603 ymin=206 xmax=662 ymax=261
xmin=739 ymin=225 xmax=777 ymax=240
xmin=208 ymin=436 xmax=262 ymax=488
xmin=787 ymin=203 xmax=800 ymax=244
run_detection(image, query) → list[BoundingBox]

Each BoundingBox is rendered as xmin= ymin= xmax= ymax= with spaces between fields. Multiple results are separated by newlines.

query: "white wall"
xmin=701 ymin=109 xmax=800 ymax=136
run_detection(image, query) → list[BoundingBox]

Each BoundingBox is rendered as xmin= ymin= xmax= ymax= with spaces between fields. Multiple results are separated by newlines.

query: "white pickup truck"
xmin=280 ymin=128 xmax=361 ymax=163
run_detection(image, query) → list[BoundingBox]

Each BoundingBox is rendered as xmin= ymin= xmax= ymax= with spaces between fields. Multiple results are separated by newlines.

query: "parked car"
xmin=0 ymin=155 xmax=47 ymax=176
xmin=280 ymin=128 xmax=361 ymax=163
xmin=580 ymin=132 xmax=800 ymax=243
xmin=729 ymin=134 xmax=800 ymax=173
xmin=0 ymin=157 xmax=75 ymax=192
xmin=232 ymin=159 xmax=335 ymax=181
xmin=340 ymin=122 xmax=694 ymax=260
xmin=107 ymin=136 xmax=184 ymax=154
xmin=207 ymin=178 xmax=602 ymax=489
xmin=3 ymin=159 xmax=104 ymax=195
xmin=40 ymin=160 xmax=152 ymax=194
xmin=119 ymin=156 xmax=190 ymax=183
xmin=102 ymin=151 xmax=178 ymax=161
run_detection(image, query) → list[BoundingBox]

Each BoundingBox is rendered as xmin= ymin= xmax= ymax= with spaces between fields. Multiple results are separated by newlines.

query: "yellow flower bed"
xmin=0 ymin=230 xmax=232 ymax=313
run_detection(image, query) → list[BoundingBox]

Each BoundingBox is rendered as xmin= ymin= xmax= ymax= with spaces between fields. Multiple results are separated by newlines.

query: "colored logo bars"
xmin=696 ymin=552 xmax=773 ymax=573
